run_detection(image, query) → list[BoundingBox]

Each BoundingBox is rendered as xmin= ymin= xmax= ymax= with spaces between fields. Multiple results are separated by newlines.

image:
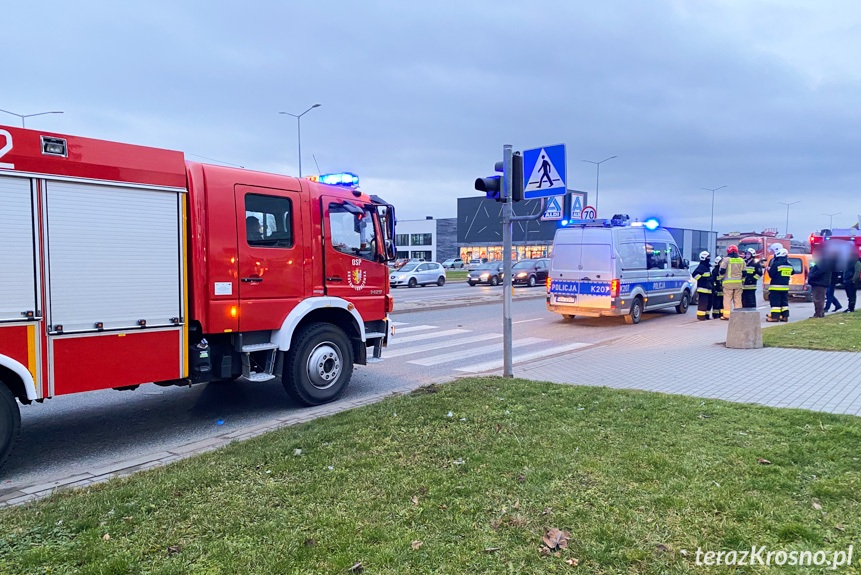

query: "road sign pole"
xmin=502 ymin=144 xmax=513 ymax=378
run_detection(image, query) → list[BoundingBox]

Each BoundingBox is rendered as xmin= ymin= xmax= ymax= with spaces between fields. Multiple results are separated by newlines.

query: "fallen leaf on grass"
xmin=554 ymin=551 xmax=562 ymax=558
xmin=438 ymin=504 xmax=448 ymax=510
xmin=566 ymin=558 xmax=579 ymax=566
xmin=168 ymin=545 xmax=181 ymax=554
xmin=496 ymin=423 xmax=501 ymax=434
xmin=656 ymin=544 xmax=669 ymax=552
xmin=123 ymin=516 xmax=133 ymax=521
xmin=517 ymin=474 xmax=525 ymax=483
xmin=514 ymin=500 xmax=521 ymax=510
xmin=543 ymin=528 xmax=570 ymax=549
xmin=542 ymin=507 xmax=552 ymax=515
xmin=813 ymin=501 xmax=823 ymax=510
xmin=411 ymin=540 xmax=423 ymax=550
xmin=411 ymin=496 xmax=419 ymax=506
xmin=349 ymin=561 xmax=363 ymax=573
xmin=484 ymin=547 xmax=501 ymax=553
xmin=304 ymin=538 xmax=317 ymax=547
xmin=539 ymin=546 xmax=551 ymax=557
xmin=757 ymin=458 xmax=772 ymax=465
xmin=835 ymin=524 xmax=845 ymax=531
xmin=102 ymin=534 xmax=110 ymax=541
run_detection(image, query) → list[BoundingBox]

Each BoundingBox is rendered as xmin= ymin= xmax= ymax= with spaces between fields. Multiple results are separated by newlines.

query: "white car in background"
xmin=466 ymin=258 xmax=488 ymax=271
xmin=390 ymin=262 xmax=447 ymax=288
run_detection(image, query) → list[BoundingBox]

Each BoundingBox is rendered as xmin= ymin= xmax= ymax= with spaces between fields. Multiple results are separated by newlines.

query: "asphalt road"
xmin=0 ymin=294 xmax=715 ymax=493
xmin=390 ymin=277 xmax=540 ymax=303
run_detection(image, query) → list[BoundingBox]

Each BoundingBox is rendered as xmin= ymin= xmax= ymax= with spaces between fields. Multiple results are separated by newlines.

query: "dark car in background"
xmin=512 ymin=258 xmax=550 ymax=287
xmin=467 ymin=261 xmax=504 ymax=286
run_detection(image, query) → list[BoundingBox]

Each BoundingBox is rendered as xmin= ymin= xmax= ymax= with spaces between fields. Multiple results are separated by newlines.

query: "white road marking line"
xmin=513 ymin=318 xmax=543 ymax=324
xmin=408 ymin=337 xmax=547 ymax=366
xmin=385 ymin=334 xmax=501 ymax=358
xmin=390 ymin=321 xmax=409 ymax=326
xmin=393 ymin=324 xmax=438 ymax=334
xmin=387 ymin=328 xmax=471 ymax=345
xmin=455 ymin=342 xmax=591 ymax=373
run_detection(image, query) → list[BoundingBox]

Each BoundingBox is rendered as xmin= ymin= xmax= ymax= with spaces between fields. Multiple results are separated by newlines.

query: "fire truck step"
xmin=365 ymin=332 xmax=386 ymax=339
xmin=241 ymin=343 xmax=279 ymax=353
xmin=246 ymin=372 xmax=277 ymax=383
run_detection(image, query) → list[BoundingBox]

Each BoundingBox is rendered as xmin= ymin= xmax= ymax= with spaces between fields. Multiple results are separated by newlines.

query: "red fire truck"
xmin=0 ymin=127 xmax=395 ymax=467
xmin=809 ymin=228 xmax=861 ymax=257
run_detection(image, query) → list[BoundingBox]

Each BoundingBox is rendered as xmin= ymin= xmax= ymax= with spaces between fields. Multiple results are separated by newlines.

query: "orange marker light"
xmin=230 ymin=306 xmax=238 ymax=318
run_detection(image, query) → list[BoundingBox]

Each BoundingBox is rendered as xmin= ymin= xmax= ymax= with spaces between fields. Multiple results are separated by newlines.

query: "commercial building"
xmin=456 ymin=196 xmax=716 ymax=263
xmin=394 ymin=217 xmax=458 ymax=263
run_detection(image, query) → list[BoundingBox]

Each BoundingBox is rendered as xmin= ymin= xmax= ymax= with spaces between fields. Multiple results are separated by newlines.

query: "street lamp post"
xmin=701 ymin=185 xmax=727 ymax=233
xmin=822 ymin=212 xmax=841 ymax=229
xmin=581 ymin=155 xmax=617 ymax=214
xmin=778 ymin=201 xmax=801 ymax=237
xmin=0 ymin=109 xmax=63 ymax=128
xmin=279 ymin=104 xmax=321 ymax=178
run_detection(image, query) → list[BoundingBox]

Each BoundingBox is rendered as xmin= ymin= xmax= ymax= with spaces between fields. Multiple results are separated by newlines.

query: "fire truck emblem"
xmin=348 ymin=267 xmax=366 ymax=291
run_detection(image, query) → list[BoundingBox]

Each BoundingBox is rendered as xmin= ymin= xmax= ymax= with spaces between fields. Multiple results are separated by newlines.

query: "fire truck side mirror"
xmin=385 ymin=240 xmax=396 ymax=262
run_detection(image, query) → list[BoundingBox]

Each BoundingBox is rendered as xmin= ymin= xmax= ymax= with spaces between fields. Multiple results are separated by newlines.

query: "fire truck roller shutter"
xmin=44 ymin=181 xmax=183 ymax=333
xmin=0 ymin=175 xmax=37 ymax=322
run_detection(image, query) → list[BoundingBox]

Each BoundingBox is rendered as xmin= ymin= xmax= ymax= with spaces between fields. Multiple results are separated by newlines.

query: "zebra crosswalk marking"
xmin=387 ymin=329 xmax=470 ymax=345
xmin=455 ymin=342 xmax=591 ymax=373
xmin=408 ymin=337 xmax=547 ymax=366
xmin=384 ymin=334 xmax=501 ymax=358
xmin=392 ymin=324 xmax=438 ymax=334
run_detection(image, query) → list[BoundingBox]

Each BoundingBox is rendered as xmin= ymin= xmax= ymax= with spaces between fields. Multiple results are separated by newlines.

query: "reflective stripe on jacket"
xmin=720 ymin=257 xmax=746 ymax=285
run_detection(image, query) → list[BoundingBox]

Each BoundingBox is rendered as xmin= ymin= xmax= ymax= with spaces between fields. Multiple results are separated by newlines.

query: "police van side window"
xmin=669 ymin=244 xmax=684 ymax=269
xmin=647 ymin=242 xmax=668 ymax=270
xmin=620 ymin=243 xmax=647 ymax=270
xmin=245 ymin=194 xmax=293 ymax=248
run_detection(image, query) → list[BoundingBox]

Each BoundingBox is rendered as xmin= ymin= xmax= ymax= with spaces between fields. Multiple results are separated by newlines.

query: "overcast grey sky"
xmin=4 ymin=0 xmax=860 ymax=237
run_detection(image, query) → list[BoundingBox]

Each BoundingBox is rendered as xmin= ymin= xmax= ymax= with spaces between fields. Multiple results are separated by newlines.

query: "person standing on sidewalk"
xmin=692 ymin=251 xmax=713 ymax=321
xmin=844 ymin=251 xmax=860 ymax=313
xmin=824 ymin=265 xmax=844 ymax=313
xmin=766 ymin=248 xmax=793 ymax=322
xmin=719 ymin=245 xmax=747 ymax=320
xmin=712 ymin=256 xmax=724 ymax=319
xmin=808 ymin=248 xmax=832 ymax=318
xmin=741 ymin=248 xmax=763 ymax=309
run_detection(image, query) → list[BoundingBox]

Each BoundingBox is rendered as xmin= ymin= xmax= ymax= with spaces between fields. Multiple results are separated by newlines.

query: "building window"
xmin=411 ymin=251 xmax=432 ymax=260
xmin=395 ymin=234 xmax=410 ymax=247
xmin=396 ymin=250 xmax=409 ymax=259
xmin=411 ymin=233 xmax=433 ymax=246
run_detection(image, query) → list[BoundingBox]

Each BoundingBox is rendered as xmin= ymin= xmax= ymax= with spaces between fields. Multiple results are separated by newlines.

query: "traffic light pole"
xmin=502 ymin=145 xmax=514 ymax=378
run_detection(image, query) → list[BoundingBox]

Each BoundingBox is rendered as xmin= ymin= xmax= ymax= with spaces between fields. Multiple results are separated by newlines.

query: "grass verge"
xmin=446 ymin=270 xmax=470 ymax=281
xmin=763 ymin=311 xmax=861 ymax=351
xmin=2 ymin=378 xmax=860 ymax=574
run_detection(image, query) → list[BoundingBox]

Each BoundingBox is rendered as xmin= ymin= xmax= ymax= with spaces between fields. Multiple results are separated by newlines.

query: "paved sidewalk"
xmin=509 ymin=306 xmax=861 ymax=416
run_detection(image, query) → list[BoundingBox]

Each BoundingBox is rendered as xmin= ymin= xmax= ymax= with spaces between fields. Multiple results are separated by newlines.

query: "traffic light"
xmin=511 ymin=152 xmax=523 ymax=202
xmin=475 ymin=176 xmax=502 ymax=201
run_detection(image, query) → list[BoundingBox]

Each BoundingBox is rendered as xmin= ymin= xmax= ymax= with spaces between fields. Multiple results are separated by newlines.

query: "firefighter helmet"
xmin=714 ymin=255 xmax=723 ymax=264
xmin=746 ymin=248 xmax=757 ymax=257
xmin=727 ymin=245 xmax=739 ymax=255
xmin=699 ymin=251 xmax=710 ymax=261
xmin=777 ymin=248 xmax=789 ymax=257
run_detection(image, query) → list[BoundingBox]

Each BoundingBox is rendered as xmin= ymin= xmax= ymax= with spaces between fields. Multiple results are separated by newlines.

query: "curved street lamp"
xmin=279 ymin=104 xmax=321 ymax=178
xmin=581 ymin=156 xmax=617 ymax=213
xmin=702 ymin=185 xmax=727 ymax=233
xmin=0 ymin=109 xmax=63 ymax=128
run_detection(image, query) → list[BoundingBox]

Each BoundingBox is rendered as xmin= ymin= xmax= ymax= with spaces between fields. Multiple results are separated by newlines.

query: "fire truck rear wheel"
xmin=0 ymin=383 xmax=21 ymax=469
xmin=284 ymin=323 xmax=354 ymax=406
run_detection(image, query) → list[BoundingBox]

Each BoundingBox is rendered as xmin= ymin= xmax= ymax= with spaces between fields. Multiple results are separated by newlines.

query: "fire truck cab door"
xmin=323 ymin=197 xmax=386 ymax=319
xmin=235 ymin=185 xmax=305 ymax=332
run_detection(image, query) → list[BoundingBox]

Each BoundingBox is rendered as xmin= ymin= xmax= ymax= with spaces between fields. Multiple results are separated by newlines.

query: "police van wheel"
xmin=675 ymin=292 xmax=690 ymax=314
xmin=284 ymin=323 xmax=354 ymax=406
xmin=625 ymin=298 xmax=644 ymax=325
xmin=0 ymin=382 xmax=21 ymax=469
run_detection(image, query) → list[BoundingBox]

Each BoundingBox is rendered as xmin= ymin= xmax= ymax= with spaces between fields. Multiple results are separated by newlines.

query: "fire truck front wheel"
xmin=0 ymin=383 xmax=21 ymax=469
xmin=284 ymin=323 xmax=354 ymax=406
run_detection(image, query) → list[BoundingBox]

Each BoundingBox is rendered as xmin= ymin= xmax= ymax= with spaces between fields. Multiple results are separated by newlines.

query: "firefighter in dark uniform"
xmin=742 ymin=248 xmax=763 ymax=309
xmin=711 ymin=256 xmax=723 ymax=319
xmin=692 ymin=251 xmax=713 ymax=321
xmin=767 ymin=248 xmax=793 ymax=322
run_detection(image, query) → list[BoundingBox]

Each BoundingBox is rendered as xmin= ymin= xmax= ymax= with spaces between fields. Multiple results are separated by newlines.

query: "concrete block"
xmin=725 ymin=309 xmax=763 ymax=349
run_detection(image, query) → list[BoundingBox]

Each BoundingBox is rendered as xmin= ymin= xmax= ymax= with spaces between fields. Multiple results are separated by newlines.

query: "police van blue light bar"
xmin=644 ymin=218 xmax=660 ymax=230
xmin=307 ymin=172 xmax=360 ymax=187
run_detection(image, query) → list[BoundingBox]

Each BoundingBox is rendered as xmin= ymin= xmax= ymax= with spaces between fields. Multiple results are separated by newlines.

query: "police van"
xmin=546 ymin=216 xmax=694 ymax=324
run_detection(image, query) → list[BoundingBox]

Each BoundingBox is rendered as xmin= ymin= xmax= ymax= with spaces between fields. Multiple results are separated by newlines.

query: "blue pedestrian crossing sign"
xmin=541 ymin=196 xmax=563 ymax=220
xmin=523 ymin=143 xmax=566 ymax=199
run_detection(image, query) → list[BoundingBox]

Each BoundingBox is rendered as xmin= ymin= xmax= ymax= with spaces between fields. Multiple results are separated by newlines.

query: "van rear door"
xmin=549 ymin=228 xmax=614 ymax=310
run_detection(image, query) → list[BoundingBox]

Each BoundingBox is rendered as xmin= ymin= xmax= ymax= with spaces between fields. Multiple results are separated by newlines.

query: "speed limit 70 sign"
xmin=581 ymin=206 xmax=597 ymax=219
